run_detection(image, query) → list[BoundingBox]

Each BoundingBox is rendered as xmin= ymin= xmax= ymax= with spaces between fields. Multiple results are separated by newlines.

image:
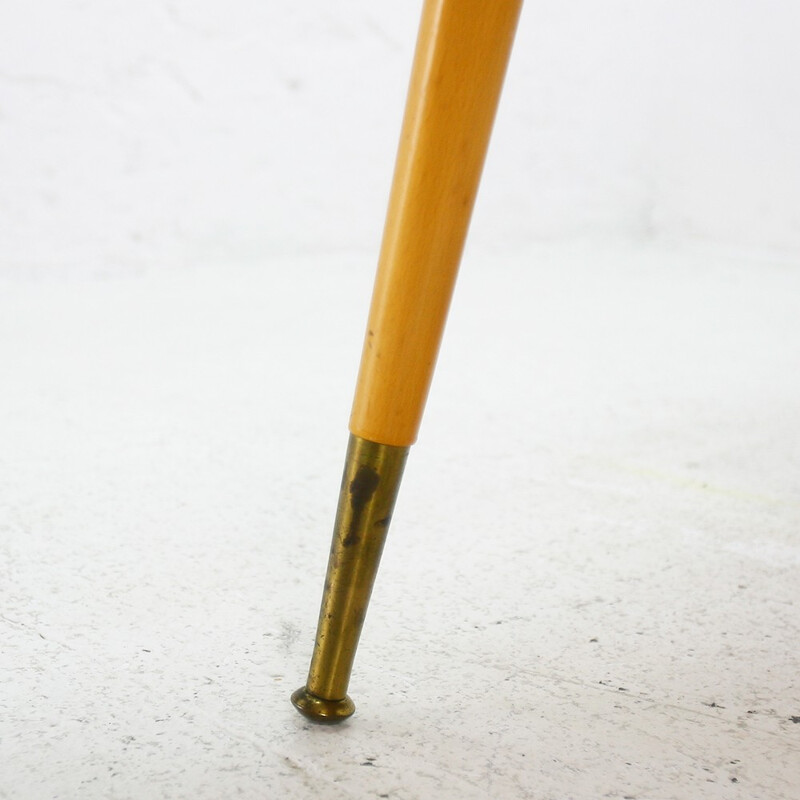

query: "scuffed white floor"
xmin=1 ymin=243 xmax=799 ymax=799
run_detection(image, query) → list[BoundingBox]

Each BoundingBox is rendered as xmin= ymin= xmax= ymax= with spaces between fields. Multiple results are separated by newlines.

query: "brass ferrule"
xmin=292 ymin=434 xmax=409 ymax=723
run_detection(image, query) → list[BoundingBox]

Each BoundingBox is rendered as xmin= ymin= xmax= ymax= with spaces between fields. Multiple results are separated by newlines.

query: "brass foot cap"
xmin=291 ymin=687 xmax=355 ymax=724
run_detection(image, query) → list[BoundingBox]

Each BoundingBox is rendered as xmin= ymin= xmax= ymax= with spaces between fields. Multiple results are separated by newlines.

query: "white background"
xmin=1 ymin=0 xmax=799 ymax=272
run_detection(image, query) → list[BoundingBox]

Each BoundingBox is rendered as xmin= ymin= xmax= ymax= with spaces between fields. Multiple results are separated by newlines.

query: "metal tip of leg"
xmin=291 ymin=687 xmax=355 ymax=724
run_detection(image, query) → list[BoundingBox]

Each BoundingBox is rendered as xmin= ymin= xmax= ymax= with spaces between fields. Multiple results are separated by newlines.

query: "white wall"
xmin=1 ymin=0 xmax=798 ymax=271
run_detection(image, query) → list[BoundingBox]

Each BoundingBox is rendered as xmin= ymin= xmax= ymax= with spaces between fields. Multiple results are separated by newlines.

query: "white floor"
xmin=1 ymin=243 xmax=798 ymax=799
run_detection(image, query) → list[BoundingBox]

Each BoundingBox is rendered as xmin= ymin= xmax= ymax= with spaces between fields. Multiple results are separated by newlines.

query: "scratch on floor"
xmin=280 ymin=753 xmax=364 ymax=799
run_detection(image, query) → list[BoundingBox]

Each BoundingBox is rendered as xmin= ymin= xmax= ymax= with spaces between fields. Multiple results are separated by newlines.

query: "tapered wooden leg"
xmin=293 ymin=0 xmax=523 ymax=723
xmin=351 ymin=0 xmax=524 ymax=447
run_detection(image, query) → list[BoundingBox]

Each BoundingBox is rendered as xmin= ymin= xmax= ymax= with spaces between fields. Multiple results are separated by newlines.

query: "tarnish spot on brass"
xmin=342 ymin=465 xmax=380 ymax=547
xmin=350 ymin=465 xmax=380 ymax=505
xmin=374 ymin=516 xmax=391 ymax=528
